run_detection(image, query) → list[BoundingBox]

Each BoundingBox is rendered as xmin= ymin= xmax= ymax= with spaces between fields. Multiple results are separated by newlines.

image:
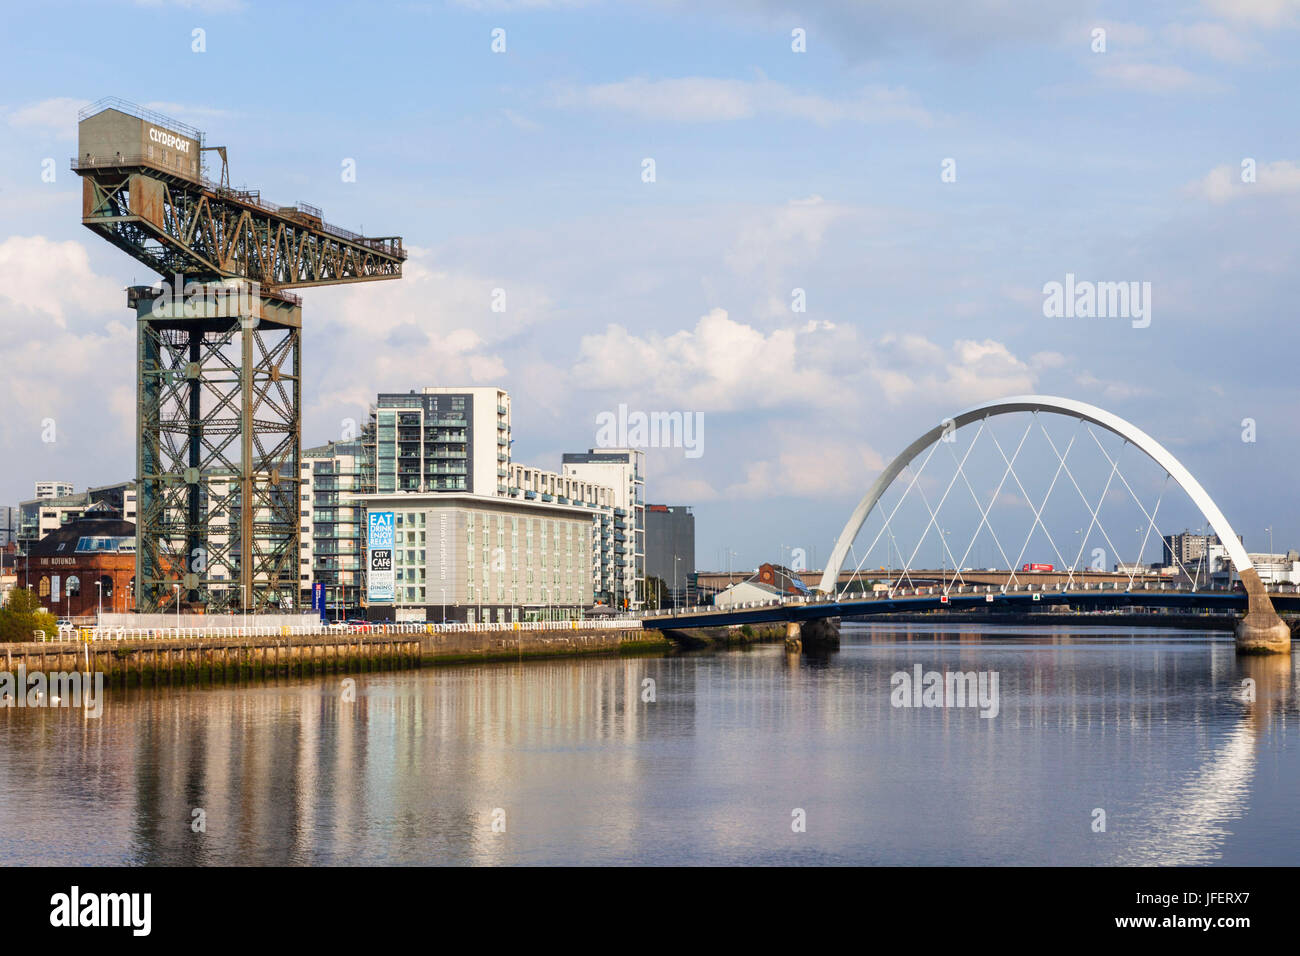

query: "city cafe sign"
xmin=148 ymin=126 xmax=192 ymax=153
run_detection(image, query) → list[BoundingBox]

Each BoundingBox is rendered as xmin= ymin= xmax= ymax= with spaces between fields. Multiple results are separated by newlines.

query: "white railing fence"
xmin=48 ymin=618 xmax=645 ymax=643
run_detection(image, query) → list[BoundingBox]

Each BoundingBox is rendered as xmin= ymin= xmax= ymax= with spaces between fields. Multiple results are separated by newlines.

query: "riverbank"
xmin=0 ymin=626 xmax=673 ymax=687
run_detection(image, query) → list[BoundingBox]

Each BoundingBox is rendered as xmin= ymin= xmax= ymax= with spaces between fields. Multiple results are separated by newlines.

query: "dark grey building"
xmin=645 ymin=504 xmax=695 ymax=609
xmin=0 ymin=506 xmax=16 ymax=547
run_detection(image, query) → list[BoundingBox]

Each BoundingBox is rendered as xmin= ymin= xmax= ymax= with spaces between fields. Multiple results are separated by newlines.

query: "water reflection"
xmin=0 ymin=626 xmax=1294 ymax=865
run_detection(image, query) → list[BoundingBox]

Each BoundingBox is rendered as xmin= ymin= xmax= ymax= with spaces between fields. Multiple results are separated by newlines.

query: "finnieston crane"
xmin=73 ymin=98 xmax=406 ymax=615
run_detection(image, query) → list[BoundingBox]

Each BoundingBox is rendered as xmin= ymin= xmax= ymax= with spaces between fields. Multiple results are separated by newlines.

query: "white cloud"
xmin=726 ymin=194 xmax=850 ymax=277
xmin=571 ymin=307 xmax=839 ymax=412
xmin=5 ymin=97 xmax=90 ymax=141
xmin=501 ymin=108 xmax=541 ymax=131
xmin=302 ymin=248 xmax=543 ymax=437
xmin=723 ymin=432 xmax=886 ymax=500
xmin=1072 ymin=371 xmax=1152 ymax=402
xmin=1202 ymin=0 xmax=1300 ymax=28
xmin=570 ymin=309 xmax=1051 ymax=416
xmin=555 ymin=76 xmax=931 ymax=126
xmin=0 ymin=236 xmax=135 ymax=471
xmin=1163 ymin=22 xmax=1262 ymax=63
xmin=1190 ymin=160 xmax=1300 ymax=202
xmin=1080 ymin=20 xmax=1149 ymax=47
xmin=1093 ymin=62 xmax=1219 ymax=93
xmin=0 ymin=236 xmax=121 ymax=328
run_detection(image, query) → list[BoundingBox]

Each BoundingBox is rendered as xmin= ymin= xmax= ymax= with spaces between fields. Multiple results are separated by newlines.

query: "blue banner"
xmin=367 ymin=511 xmax=395 ymax=603
xmin=312 ymin=582 xmax=326 ymax=622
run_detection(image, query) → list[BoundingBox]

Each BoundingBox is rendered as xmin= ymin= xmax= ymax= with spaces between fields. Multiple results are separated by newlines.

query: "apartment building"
xmin=299 ymin=437 xmax=371 ymax=611
xmin=561 ymin=449 xmax=645 ymax=609
xmin=17 ymin=481 xmax=138 ymax=553
xmin=506 ymin=462 xmax=617 ymax=604
xmin=356 ymin=491 xmax=592 ymax=623
xmin=368 ymin=387 xmax=511 ymax=495
xmin=35 ymin=481 xmax=75 ymax=499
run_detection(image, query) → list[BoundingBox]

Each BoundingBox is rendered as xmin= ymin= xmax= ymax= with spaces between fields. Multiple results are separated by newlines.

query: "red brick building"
xmin=28 ymin=502 xmax=136 ymax=618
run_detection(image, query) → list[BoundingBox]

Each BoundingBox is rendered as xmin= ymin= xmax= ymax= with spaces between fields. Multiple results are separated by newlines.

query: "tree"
xmin=0 ymin=587 xmax=59 ymax=642
xmin=644 ymin=576 xmax=668 ymax=610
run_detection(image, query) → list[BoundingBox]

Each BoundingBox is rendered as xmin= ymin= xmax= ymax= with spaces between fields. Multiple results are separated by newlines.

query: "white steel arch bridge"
xmin=649 ymin=395 xmax=1291 ymax=654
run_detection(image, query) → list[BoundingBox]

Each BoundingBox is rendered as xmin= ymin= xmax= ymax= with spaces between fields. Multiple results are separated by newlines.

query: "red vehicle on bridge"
xmin=1022 ymin=563 xmax=1054 ymax=572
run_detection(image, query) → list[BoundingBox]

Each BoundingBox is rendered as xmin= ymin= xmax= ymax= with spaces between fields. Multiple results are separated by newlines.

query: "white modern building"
xmin=353 ymin=491 xmax=593 ymax=623
xmin=369 ymin=387 xmax=511 ymax=495
xmin=561 ymin=449 xmax=645 ymax=609
xmin=506 ymin=462 xmax=618 ymax=605
xmin=35 ymin=481 xmax=74 ymax=500
xmin=1209 ymin=549 xmax=1300 ymax=587
xmin=297 ymin=387 xmax=645 ymax=619
xmin=299 ymin=438 xmax=370 ymax=612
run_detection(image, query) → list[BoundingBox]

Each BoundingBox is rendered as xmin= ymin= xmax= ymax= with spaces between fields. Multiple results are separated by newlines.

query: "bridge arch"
xmin=819 ymin=394 xmax=1253 ymax=594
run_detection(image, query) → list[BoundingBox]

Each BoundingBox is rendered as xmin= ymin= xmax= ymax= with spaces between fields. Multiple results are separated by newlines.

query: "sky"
xmin=1 ymin=0 xmax=1298 ymax=573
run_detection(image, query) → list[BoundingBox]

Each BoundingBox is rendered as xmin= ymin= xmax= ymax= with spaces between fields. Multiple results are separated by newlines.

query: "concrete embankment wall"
xmin=418 ymin=627 xmax=667 ymax=663
xmin=1 ymin=634 xmax=422 ymax=687
xmin=0 ymin=628 xmax=670 ymax=687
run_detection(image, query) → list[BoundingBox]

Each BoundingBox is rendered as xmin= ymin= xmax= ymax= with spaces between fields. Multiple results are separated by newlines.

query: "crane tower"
xmin=73 ymin=98 xmax=405 ymax=614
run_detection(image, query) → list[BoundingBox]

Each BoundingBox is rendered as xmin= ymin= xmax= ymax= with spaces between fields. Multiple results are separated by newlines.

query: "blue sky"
xmin=1 ymin=0 xmax=1298 ymax=570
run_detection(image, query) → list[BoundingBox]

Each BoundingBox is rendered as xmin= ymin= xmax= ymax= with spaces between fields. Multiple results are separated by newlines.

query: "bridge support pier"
xmin=1235 ymin=568 xmax=1292 ymax=655
xmin=784 ymin=621 xmax=802 ymax=653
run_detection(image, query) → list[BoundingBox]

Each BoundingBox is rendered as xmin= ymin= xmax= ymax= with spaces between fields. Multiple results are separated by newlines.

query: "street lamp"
xmin=673 ymin=555 xmax=681 ymax=615
xmin=174 ymin=583 xmax=180 ymax=630
xmin=240 ymin=583 xmax=248 ymax=633
xmin=96 ymin=580 xmax=103 ymax=624
xmin=441 ymin=586 xmax=446 ymax=624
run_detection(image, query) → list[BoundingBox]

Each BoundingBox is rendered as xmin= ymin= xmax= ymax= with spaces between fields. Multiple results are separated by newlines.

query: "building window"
xmin=38 ymin=576 xmax=50 ymax=598
xmin=66 ymin=575 xmax=81 ymax=597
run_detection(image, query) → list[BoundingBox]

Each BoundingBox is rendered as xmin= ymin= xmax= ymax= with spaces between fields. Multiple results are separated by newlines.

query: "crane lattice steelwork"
xmin=73 ymin=98 xmax=405 ymax=614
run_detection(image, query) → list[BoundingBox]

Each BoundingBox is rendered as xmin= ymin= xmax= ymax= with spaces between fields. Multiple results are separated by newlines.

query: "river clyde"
xmin=1 ymin=624 xmax=1295 ymax=866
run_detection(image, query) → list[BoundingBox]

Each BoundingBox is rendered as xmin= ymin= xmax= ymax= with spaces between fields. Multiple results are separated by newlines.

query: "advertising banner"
xmin=367 ymin=511 xmax=394 ymax=603
xmin=312 ymin=582 xmax=326 ymax=622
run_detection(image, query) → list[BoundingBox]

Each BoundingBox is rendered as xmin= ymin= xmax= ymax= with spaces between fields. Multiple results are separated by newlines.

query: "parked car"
xmin=56 ymin=619 xmax=73 ymax=628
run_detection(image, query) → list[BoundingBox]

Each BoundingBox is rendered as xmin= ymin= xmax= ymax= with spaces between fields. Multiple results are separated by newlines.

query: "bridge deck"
xmin=645 ymin=584 xmax=1300 ymax=630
